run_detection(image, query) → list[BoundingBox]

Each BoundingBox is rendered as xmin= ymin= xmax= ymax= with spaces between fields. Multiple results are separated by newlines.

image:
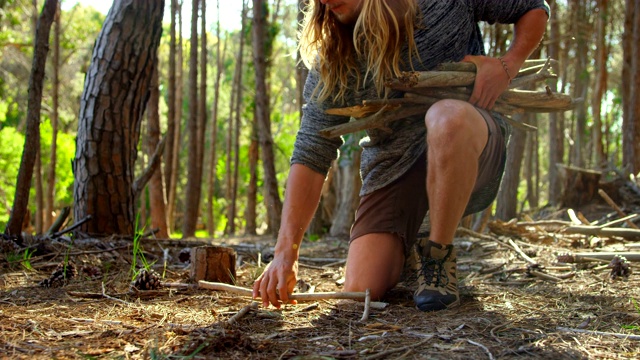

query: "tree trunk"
xmin=496 ymin=123 xmax=527 ymax=221
xmin=253 ymin=0 xmax=283 ymax=234
xmin=73 ymin=0 xmax=164 ymax=237
xmin=231 ymin=1 xmax=247 ymax=236
xmin=164 ymin=0 xmax=177 ymax=211
xmin=197 ymin=0 xmax=207 ymax=214
xmin=207 ymin=0 xmax=224 ymax=237
xmin=547 ymin=0 xmax=563 ymax=205
xmin=592 ymin=0 xmax=609 ymax=168
xmin=167 ymin=1 xmax=184 ymax=233
xmin=146 ymin=63 xmax=169 ymax=238
xmin=182 ymin=0 xmax=200 ymax=238
xmin=45 ymin=1 xmax=61 ymax=231
xmin=245 ymin=122 xmax=259 ymax=235
xmin=569 ymin=0 xmax=591 ymax=168
xmin=623 ymin=0 xmax=640 ymax=174
xmin=224 ymin=34 xmax=238 ymax=235
xmin=525 ymin=116 xmax=539 ymax=210
xmin=4 ymin=0 xmax=57 ymax=237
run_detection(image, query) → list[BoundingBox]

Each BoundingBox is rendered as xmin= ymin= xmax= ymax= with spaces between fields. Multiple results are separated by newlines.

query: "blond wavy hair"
xmin=299 ymin=0 xmax=419 ymax=103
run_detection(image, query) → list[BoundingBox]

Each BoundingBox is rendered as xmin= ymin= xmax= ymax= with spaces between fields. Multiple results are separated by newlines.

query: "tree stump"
xmin=190 ymin=246 xmax=236 ymax=284
xmin=558 ymin=165 xmax=602 ymax=208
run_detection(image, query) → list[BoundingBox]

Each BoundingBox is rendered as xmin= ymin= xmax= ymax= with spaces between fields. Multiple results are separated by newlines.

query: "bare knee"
xmin=343 ymin=233 xmax=404 ymax=301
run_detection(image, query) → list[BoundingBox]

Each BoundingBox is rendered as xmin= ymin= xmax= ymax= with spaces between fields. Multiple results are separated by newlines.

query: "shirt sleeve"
xmin=290 ymin=68 xmax=350 ymax=176
xmin=469 ymin=0 xmax=550 ymax=24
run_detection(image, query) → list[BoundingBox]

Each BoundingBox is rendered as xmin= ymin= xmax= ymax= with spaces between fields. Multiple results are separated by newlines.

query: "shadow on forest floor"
xmin=1 ymin=216 xmax=639 ymax=359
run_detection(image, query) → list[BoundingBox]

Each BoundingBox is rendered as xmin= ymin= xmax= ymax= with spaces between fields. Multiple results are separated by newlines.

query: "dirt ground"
xmin=1 ymin=210 xmax=639 ymax=359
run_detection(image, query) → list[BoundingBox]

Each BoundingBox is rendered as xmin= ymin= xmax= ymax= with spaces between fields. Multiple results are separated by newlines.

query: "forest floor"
xmin=1 ymin=205 xmax=639 ymax=359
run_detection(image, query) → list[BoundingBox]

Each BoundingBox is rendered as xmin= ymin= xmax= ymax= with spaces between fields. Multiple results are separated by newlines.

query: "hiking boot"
xmin=413 ymin=239 xmax=459 ymax=311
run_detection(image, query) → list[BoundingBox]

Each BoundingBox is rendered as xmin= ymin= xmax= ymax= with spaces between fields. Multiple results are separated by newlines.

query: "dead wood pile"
xmin=321 ymin=58 xmax=579 ymax=138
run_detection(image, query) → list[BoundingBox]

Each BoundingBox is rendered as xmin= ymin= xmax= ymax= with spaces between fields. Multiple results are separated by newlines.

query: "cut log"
xmin=190 ymin=246 xmax=236 ymax=284
xmin=558 ymin=165 xmax=602 ymax=208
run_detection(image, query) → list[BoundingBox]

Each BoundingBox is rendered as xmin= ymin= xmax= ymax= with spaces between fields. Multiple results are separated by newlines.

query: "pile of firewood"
xmin=321 ymin=58 xmax=579 ymax=138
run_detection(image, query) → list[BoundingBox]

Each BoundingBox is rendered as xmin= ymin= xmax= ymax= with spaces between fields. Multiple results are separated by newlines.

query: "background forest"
xmin=0 ymin=0 xmax=639 ymax=241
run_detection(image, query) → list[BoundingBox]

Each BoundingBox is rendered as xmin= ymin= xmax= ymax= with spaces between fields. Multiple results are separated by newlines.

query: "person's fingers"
xmin=277 ymin=279 xmax=290 ymax=305
xmin=252 ymin=277 xmax=262 ymax=299
xmin=259 ymin=273 xmax=271 ymax=308
xmin=266 ymin=275 xmax=281 ymax=308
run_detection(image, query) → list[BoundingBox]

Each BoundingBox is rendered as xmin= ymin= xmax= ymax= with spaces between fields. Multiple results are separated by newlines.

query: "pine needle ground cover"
xmin=1 ymin=217 xmax=639 ymax=359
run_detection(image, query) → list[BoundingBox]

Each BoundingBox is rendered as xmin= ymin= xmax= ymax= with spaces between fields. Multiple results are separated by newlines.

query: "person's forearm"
xmin=502 ymin=8 xmax=548 ymax=73
xmin=273 ymin=163 xmax=326 ymax=260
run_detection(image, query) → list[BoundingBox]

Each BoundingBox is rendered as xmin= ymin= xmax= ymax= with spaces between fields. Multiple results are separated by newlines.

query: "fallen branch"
xmin=360 ymin=288 xmax=371 ymax=322
xmin=570 ymin=252 xmax=640 ymax=262
xmin=51 ymin=215 xmax=93 ymax=239
xmin=198 ymin=281 xmax=387 ymax=309
xmin=598 ymin=189 xmax=639 ymax=229
xmin=227 ymin=301 xmax=258 ymax=326
xmin=557 ymin=327 xmax=640 ymax=340
xmin=562 ymin=226 xmax=640 ymax=240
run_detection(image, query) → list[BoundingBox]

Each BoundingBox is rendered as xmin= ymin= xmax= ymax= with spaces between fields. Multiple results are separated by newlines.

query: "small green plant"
xmin=130 ymin=213 xmax=155 ymax=281
xmin=6 ymin=249 xmax=35 ymax=270
xmin=622 ymin=298 xmax=640 ymax=331
xmin=21 ymin=248 xmax=34 ymax=270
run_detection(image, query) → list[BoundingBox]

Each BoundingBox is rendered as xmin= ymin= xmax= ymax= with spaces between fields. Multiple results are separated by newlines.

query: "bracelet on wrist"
xmin=498 ymin=57 xmax=513 ymax=83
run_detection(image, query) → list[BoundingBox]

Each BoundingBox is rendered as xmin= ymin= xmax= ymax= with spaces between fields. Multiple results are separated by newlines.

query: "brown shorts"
xmin=349 ymin=108 xmax=507 ymax=254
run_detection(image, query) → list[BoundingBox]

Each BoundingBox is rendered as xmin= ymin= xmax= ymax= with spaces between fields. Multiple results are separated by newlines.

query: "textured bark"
xmin=224 ymin=30 xmax=238 ymax=235
xmin=207 ymin=0 xmax=224 ymax=237
xmin=182 ymin=0 xmax=200 ymax=238
xmin=164 ymin=0 xmax=177 ymax=209
xmin=569 ymin=0 xmax=591 ymax=168
xmin=253 ymin=0 xmax=283 ymax=234
xmin=167 ymin=1 xmax=184 ymax=233
xmin=146 ymin=63 xmax=169 ymax=238
xmin=245 ymin=124 xmax=259 ymax=235
xmin=5 ymin=0 xmax=57 ymax=236
xmin=72 ymin=0 xmax=164 ymax=237
xmin=296 ymin=0 xmax=309 ymax=121
xmin=197 ymin=0 xmax=207 ymax=211
xmin=592 ymin=0 xmax=609 ymax=167
xmin=45 ymin=2 xmax=61 ymax=231
xmin=623 ymin=0 xmax=640 ymax=173
xmin=547 ymin=0 xmax=563 ymax=205
xmin=190 ymin=246 xmax=236 ymax=284
xmin=230 ymin=1 xmax=247 ymax=236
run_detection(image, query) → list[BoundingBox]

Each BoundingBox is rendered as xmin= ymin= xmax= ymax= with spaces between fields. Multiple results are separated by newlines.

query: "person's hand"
xmin=252 ymin=253 xmax=299 ymax=308
xmin=461 ymin=55 xmax=513 ymax=110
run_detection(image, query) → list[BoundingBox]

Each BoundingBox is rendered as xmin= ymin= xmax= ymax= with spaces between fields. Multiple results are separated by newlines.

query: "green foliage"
xmin=621 ymin=298 xmax=640 ymax=331
xmin=0 ymin=127 xmax=23 ymax=227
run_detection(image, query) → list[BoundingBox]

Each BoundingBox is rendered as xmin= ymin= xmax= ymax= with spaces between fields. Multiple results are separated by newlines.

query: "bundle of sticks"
xmin=320 ymin=58 xmax=579 ymax=138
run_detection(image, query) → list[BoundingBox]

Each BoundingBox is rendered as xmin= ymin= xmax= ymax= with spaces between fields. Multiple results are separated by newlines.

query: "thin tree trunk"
xmin=45 ymin=1 xmax=60 ymax=231
xmin=207 ymin=0 xmax=224 ymax=237
xmin=623 ymin=0 xmax=640 ymax=173
xmin=147 ymin=62 xmax=169 ymax=238
xmin=547 ymin=0 xmax=562 ymax=205
xmin=225 ymin=28 xmax=240 ymax=235
xmin=167 ymin=1 xmax=184 ymax=233
xmin=33 ymin=0 xmax=43 ymax=235
xmin=5 ymin=0 xmax=57 ymax=237
xmin=230 ymin=1 xmax=247 ymax=236
xmin=329 ymin=136 xmax=362 ymax=237
xmin=164 ymin=0 xmax=177 ymax=211
xmin=570 ymin=0 xmax=591 ymax=168
xmin=592 ymin=0 xmax=609 ymax=168
xmin=496 ymin=124 xmax=527 ymax=221
xmin=182 ymin=0 xmax=200 ymax=238
xmin=253 ymin=0 xmax=283 ymax=234
xmin=197 ymin=0 xmax=207 ymax=206
xmin=245 ymin=120 xmax=259 ymax=235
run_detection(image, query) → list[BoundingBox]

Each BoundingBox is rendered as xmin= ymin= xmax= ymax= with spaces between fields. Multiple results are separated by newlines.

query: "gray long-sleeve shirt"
xmin=292 ymin=0 xmax=549 ymax=210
